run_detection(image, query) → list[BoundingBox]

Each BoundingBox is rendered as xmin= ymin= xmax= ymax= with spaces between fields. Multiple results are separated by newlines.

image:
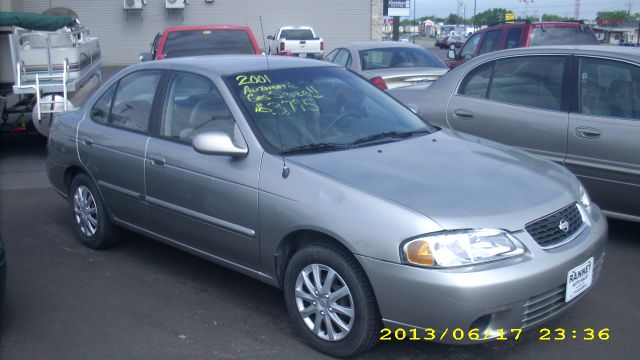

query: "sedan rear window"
xmin=163 ymin=29 xmax=256 ymax=58
xmin=530 ymin=26 xmax=598 ymax=46
xmin=359 ymin=47 xmax=446 ymax=70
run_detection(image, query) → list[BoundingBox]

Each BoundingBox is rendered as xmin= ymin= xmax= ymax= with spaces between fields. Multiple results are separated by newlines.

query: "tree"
xmin=596 ymin=10 xmax=634 ymax=21
xmin=541 ymin=14 xmax=573 ymax=22
xmin=473 ymin=8 xmax=512 ymax=27
xmin=445 ymin=13 xmax=463 ymax=25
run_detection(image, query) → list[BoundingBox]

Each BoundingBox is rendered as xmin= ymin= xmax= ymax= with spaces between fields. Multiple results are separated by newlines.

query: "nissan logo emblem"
xmin=559 ymin=219 xmax=570 ymax=233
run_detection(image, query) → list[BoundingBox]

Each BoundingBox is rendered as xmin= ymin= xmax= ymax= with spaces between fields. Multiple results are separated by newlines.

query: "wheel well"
xmin=274 ymin=230 xmax=354 ymax=289
xmin=64 ymin=166 xmax=85 ymax=194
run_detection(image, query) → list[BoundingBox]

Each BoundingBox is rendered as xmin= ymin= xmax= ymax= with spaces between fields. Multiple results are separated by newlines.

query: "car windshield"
xmin=530 ymin=26 xmax=598 ymax=46
xmin=226 ymin=67 xmax=434 ymax=154
xmin=359 ymin=47 xmax=446 ymax=70
xmin=163 ymin=29 xmax=256 ymax=58
xmin=279 ymin=29 xmax=315 ymax=40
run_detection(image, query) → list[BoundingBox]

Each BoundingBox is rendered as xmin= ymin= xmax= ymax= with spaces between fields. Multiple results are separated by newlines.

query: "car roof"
xmin=475 ymin=45 xmax=640 ymax=61
xmin=127 ymin=55 xmax=336 ymax=77
xmin=342 ymin=41 xmax=426 ymax=50
xmin=163 ymin=25 xmax=252 ymax=33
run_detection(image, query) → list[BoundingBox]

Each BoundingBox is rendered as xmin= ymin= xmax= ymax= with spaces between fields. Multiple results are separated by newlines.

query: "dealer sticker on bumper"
xmin=565 ymin=257 xmax=594 ymax=302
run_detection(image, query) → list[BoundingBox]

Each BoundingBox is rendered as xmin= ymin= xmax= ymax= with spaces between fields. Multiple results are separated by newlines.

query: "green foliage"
xmin=596 ymin=10 xmax=634 ymax=21
xmin=473 ymin=8 xmax=512 ymax=26
xmin=445 ymin=13 xmax=464 ymax=25
xmin=541 ymin=14 xmax=573 ymax=22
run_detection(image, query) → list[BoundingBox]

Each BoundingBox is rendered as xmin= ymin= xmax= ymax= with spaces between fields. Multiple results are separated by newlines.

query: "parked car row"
xmin=43 ymin=20 xmax=630 ymax=357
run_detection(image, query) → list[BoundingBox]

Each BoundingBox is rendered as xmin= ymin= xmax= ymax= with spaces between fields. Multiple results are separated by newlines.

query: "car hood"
xmin=363 ymin=67 xmax=449 ymax=89
xmin=286 ymin=130 xmax=577 ymax=232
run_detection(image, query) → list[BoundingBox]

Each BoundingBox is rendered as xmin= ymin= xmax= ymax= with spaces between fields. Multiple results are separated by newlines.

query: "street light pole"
xmin=473 ymin=0 xmax=477 ymax=31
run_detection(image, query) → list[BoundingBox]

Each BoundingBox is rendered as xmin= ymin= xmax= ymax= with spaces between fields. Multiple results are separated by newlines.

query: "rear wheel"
xmin=69 ymin=173 xmax=119 ymax=249
xmin=284 ymin=242 xmax=381 ymax=357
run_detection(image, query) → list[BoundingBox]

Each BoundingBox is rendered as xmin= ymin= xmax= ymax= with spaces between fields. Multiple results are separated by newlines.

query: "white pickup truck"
xmin=267 ymin=26 xmax=324 ymax=59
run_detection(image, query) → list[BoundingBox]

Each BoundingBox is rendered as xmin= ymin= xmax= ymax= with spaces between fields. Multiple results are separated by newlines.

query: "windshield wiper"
xmin=280 ymin=142 xmax=350 ymax=155
xmin=351 ymin=129 xmax=431 ymax=146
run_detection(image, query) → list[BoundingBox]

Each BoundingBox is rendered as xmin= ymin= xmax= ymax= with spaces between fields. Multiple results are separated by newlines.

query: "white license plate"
xmin=565 ymin=257 xmax=594 ymax=302
xmin=299 ymin=53 xmax=307 ymax=58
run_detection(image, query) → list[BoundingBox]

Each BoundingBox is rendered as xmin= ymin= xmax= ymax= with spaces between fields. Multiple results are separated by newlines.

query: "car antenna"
xmin=259 ymin=16 xmax=270 ymax=69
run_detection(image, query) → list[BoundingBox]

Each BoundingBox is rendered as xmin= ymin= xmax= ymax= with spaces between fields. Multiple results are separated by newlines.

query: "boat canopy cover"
xmin=0 ymin=12 xmax=75 ymax=31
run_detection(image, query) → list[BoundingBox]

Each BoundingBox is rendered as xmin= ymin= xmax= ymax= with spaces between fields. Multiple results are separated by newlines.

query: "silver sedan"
xmin=47 ymin=55 xmax=606 ymax=357
xmin=323 ymin=41 xmax=449 ymax=90
xmin=390 ymin=45 xmax=640 ymax=223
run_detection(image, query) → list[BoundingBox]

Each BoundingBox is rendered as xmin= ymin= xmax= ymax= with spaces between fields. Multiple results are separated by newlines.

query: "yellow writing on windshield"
xmin=236 ymin=74 xmax=323 ymax=116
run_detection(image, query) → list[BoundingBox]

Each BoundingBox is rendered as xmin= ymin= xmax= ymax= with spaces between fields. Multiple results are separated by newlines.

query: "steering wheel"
xmin=326 ymin=111 xmax=364 ymax=131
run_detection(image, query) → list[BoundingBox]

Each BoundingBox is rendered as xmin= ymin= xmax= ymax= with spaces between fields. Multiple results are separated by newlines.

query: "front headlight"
xmin=401 ymin=229 xmax=525 ymax=268
xmin=579 ymin=185 xmax=592 ymax=214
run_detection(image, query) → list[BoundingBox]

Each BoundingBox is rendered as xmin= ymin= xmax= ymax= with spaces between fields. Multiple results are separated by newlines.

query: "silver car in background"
xmin=47 ymin=56 xmax=606 ymax=357
xmin=391 ymin=45 xmax=640 ymax=222
xmin=323 ymin=41 xmax=449 ymax=90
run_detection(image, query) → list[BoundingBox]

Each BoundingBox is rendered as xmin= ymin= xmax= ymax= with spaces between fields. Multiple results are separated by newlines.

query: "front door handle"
xmin=148 ymin=154 xmax=166 ymax=167
xmin=452 ymin=109 xmax=474 ymax=119
xmin=575 ymin=127 xmax=601 ymax=139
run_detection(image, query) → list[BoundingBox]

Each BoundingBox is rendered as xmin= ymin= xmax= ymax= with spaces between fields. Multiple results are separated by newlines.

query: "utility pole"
xmin=473 ymin=0 xmax=477 ymax=31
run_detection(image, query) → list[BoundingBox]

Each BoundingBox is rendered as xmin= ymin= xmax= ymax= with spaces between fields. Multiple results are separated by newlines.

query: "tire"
xmin=283 ymin=242 xmax=381 ymax=357
xmin=69 ymin=173 xmax=119 ymax=249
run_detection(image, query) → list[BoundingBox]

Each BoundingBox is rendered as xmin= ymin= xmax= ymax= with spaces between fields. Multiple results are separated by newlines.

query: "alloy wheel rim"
xmin=294 ymin=263 xmax=355 ymax=341
xmin=73 ymin=185 xmax=98 ymax=237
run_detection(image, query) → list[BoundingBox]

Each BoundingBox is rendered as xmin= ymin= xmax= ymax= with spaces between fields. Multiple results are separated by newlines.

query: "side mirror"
xmin=267 ymin=35 xmax=274 ymax=40
xmin=139 ymin=52 xmax=153 ymax=62
xmin=447 ymin=49 xmax=456 ymax=59
xmin=192 ymin=131 xmax=248 ymax=157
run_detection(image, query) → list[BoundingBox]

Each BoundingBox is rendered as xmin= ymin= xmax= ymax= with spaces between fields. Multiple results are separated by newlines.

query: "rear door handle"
xmin=80 ymin=137 xmax=93 ymax=146
xmin=452 ymin=110 xmax=474 ymax=119
xmin=575 ymin=127 xmax=601 ymax=139
xmin=148 ymin=154 xmax=166 ymax=167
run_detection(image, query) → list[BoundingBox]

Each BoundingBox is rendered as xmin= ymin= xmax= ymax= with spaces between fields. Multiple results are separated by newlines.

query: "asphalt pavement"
xmin=0 ymin=53 xmax=639 ymax=359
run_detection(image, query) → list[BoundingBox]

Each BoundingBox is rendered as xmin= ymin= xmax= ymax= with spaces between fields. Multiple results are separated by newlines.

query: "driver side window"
xmin=460 ymin=33 xmax=481 ymax=60
xmin=161 ymin=72 xmax=235 ymax=143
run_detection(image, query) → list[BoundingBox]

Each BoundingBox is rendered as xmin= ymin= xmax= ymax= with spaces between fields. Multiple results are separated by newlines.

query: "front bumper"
xmin=357 ymin=205 xmax=607 ymax=344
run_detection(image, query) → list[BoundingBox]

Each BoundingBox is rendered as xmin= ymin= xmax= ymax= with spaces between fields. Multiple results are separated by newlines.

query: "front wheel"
xmin=69 ymin=173 xmax=119 ymax=249
xmin=284 ymin=243 xmax=381 ymax=357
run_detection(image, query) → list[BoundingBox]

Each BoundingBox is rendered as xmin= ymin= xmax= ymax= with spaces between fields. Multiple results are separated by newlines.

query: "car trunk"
xmin=365 ymin=67 xmax=449 ymax=89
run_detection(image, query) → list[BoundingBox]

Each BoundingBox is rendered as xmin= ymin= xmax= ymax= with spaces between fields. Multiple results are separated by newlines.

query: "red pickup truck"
xmin=140 ymin=25 xmax=261 ymax=61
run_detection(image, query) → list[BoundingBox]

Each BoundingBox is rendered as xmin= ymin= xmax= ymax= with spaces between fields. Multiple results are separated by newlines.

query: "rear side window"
xmin=279 ymin=29 xmax=315 ymax=40
xmin=332 ymin=50 xmax=352 ymax=68
xmin=488 ymin=56 xmax=566 ymax=111
xmin=90 ymin=85 xmax=116 ymax=124
xmin=459 ymin=62 xmax=494 ymax=98
xmin=579 ymin=57 xmax=640 ymax=120
xmin=530 ymin=27 xmax=598 ymax=46
xmin=505 ymin=29 xmax=522 ymax=49
xmin=162 ymin=30 xmax=256 ymax=58
xmin=110 ymin=71 xmax=162 ymax=132
xmin=478 ymin=30 xmax=502 ymax=55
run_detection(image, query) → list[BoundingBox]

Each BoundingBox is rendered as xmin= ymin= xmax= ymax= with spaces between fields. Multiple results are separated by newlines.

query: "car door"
xmin=446 ymin=55 xmax=570 ymax=163
xmin=144 ymin=71 xmax=261 ymax=267
xmin=78 ymin=70 xmax=163 ymax=227
xmin=566 ymin=56 xmax=640 ymax=218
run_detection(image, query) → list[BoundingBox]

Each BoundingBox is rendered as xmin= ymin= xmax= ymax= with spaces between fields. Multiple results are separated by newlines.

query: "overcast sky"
xmin=405 ymin=0 xmax=638 ymax=21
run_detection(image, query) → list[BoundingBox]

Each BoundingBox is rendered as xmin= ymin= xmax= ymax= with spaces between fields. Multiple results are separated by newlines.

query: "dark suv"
xmin=445 ymin=21 xmax=598 ymax=69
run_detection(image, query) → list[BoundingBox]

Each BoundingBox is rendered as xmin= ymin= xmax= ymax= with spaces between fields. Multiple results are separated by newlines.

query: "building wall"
xmin=21 ymin=0 xmax=376 ymax=65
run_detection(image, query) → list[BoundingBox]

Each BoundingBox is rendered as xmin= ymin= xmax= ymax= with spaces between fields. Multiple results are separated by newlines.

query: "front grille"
xmin=525 ymin=203 xmax=583 ymax=248
xmin=521 ymin=253 xmax=604 ymax=328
